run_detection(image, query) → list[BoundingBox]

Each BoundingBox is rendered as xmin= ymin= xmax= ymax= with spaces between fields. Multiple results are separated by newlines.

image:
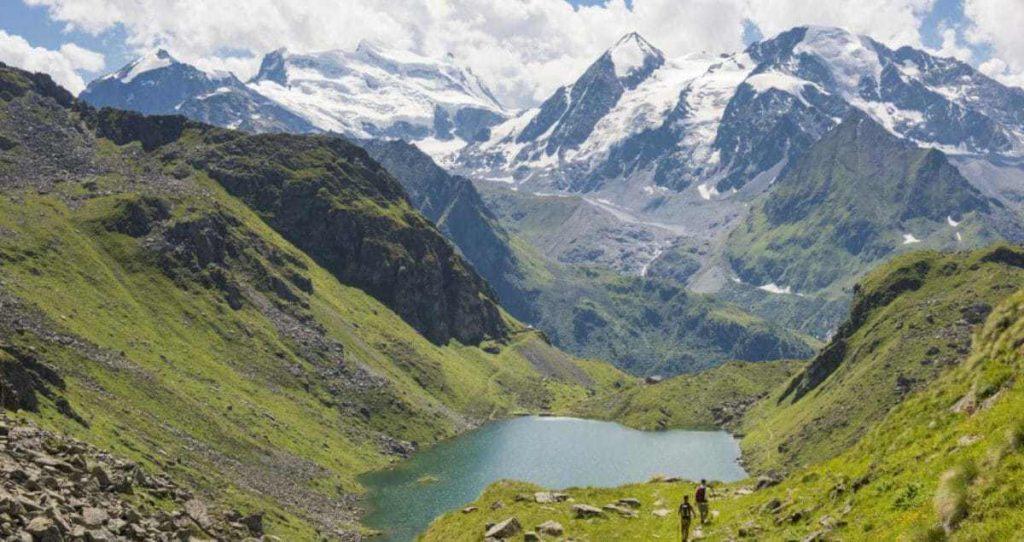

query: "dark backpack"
xmin=695 ymin=486 xmax=707 ymax=502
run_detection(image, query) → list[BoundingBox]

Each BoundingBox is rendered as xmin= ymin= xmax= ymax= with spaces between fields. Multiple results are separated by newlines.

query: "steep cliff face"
xmin=360 ymin=139 xmax=534 ymax=320
xmin=182 ymin=130 xmax=509 ymax=345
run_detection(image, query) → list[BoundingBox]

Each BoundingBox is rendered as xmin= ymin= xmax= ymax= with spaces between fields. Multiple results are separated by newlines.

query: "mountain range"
xmin=5 ymin=18 xmax=1024 ymax=542
xmin=78 ymin=25 xmax=1024 ymax=368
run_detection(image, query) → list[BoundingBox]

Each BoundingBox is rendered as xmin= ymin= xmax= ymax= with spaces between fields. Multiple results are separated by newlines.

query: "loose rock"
xmin=483 ymin=517 xmax=521 ymax=539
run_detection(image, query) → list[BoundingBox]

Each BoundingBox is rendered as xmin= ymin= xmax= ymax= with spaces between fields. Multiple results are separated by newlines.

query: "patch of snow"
xmin=414 ymin=137 xmax=467 ymax=163
xmin=122 ymin=50 xmax=174 ymax=83
xmin=902 ymin=233 xmax=921 ymax=244
xmin=758 ymin=283 xmax=792 ymax=295
xmin=248 ymin=42 xmax=504 ymax=140
xmin=697 ymin=182 xmax=719 ymax=200
xmin=794 ymin=26 xmax=882 ymax=98
xmin=744 ymin=71 xmax=824 ymax=106
xmin=956 ymin=231 xmax=963 ymax=242
xmin=947 ymin=215 xmax=961 ymax=227
xmin=609 ymin=33 xmax=658 ymax=79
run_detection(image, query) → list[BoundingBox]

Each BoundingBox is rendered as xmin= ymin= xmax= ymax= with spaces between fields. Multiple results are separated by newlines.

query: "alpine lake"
xmin=359 ymin=416 xmax=747 ymax=541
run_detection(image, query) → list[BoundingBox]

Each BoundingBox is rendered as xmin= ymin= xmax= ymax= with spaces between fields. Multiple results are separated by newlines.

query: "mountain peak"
xmin=101 ymin=48 xmax=179 ymax=84
xmin=607 ymin=32 xmax=664 ymax=79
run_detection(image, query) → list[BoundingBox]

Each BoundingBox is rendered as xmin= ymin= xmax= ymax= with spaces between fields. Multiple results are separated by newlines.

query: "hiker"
xmin=695 ymin=479 xmax=710 ymax=524
xmin=678 ymin=494 xmax=694 ymax=541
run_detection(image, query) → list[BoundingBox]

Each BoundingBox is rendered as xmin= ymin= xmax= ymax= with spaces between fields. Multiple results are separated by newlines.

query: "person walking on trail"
xmin=678 ymin=495 xmax=694 ymax=541
xmin=695 ymin=479 xmax=710 ymax=524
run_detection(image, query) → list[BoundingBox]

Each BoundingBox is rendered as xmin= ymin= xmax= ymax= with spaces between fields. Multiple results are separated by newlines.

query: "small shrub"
xmin=893 ymin=483 xmax=922 ymax=510
xmin=1008 ymin=422 xmax=1024 ymax=451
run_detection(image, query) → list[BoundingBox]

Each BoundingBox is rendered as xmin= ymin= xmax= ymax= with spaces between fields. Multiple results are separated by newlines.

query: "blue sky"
xmin=0 ymin=0 xmax=1019 ymax=103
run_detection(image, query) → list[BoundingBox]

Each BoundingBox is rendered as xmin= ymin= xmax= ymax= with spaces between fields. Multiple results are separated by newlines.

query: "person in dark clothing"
xmin=695 ymin=479 xmax=710 ymax=524
xmin=678 ymin=495 xmax=694 ymax=541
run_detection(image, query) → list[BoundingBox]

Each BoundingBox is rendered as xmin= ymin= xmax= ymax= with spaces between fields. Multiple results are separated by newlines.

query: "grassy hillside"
xmin=423 ymin=245 xmax=1024 ymax=540
xmin=726 ymin=113 xmax=1021 ymax=295
xmin=742 ymin=245 xmax=1024 ymax=472
xmin=0 ymin=63 xmax=624 ymax=538
xmin=571 ymin=360 xmax=803 ymax=431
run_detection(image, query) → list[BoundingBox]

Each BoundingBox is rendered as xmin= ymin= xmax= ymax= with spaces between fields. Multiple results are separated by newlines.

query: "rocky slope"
xmin=0 ymin=415 xmax=269 ymax=541
xmin=0 ymin=61 xmax=624 ymax=539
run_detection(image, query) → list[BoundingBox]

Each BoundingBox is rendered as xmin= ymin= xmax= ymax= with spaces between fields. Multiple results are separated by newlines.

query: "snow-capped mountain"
xmin=248 ymin=41 xmax=507 ymax=147
xmin=453 ymin=26 xmax=1024 ymax=197
xmin=80 ymin=49 xmax=314 ymax=133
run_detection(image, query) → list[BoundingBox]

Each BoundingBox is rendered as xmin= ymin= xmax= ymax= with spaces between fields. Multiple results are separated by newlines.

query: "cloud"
xmin=741 ymin=0 xmax=936 ymax=49
xmin=930 ymin=26 xmax=973 ymax=62
xmin=24 ymin=0 xmax=750 ymax=107
xmin=23 ymin=0 xmax=1022 ymax=105
xmin=963 ymin=0 xmax=1024 ymax=87
xmin=0 ymin=29 xmax=104 ymax=94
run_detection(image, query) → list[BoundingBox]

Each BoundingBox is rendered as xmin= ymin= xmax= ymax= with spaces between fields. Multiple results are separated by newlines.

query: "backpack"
xmin=695 ymin=485 xmax=706 ymax=502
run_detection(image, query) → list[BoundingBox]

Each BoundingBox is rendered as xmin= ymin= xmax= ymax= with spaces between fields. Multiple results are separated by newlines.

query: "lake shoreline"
xmin=357 ymin=415 xmax=749 ymax=542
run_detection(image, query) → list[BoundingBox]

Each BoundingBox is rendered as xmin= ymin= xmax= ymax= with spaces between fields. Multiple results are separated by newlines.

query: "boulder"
xmin=616 ymin=498 xmax=641 ymax=509
xmin=602 ymin=504 xmax=638 ymax=518
xmin=240 ymin=512 xmax=264 ymax=535
xmin=523 ymin=532 xmax=540 ymax=542
xmin=652 ymin=509 xmax=670 ymax=518
xmin=534 ymin=492 xmax=555 ymax=504
xmin=184 ymin=499 xmax=212 ymax=529
xmin=737 ymin=520 xmax=762 ymax=537
xmin=572 ymin=504 xmax=605 ymax=519
xmin=536 ymin=520 xmax=564 ymax=536
xmin=756 ymin=474 xmax=782 ymax=490
xmin=483 ymin=517 xmax=521 ymax=539
xmin=461 ymin=507 xmax=478 ymax=514
xmin=81 ymin=507 xmax=109 ymax=527
xmin=761 ymin=498 xmax=782 ymax=514
xmin=26 ymin=516 xmax=62 ymax=542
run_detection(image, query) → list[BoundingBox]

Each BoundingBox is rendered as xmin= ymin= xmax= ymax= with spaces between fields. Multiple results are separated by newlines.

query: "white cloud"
xmin=25 ymin=0 xmax=750 ymax=107
xmin=963 ymin=0 xmax=1024 ymax=87
xmin=929 ymin=26 xmax=973 ymax=63
xmin=741 ymin=0 xmax=936 ymax=49
xmin=22 ymin=0 xmax=1023 ymax=105
xmin=0 ymin=29 xmax=104 ymax=94
xmin=58 ymin=42 xmax=106 ymax=71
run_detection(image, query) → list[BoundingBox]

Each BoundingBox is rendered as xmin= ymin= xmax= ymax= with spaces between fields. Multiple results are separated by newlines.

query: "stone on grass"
xmin=483 ymin=517 xmax=521 ymax=539
xmin=572 ymin=504 xmax=605 ymax=519
xmin=536 ymin=520 xmax=564 ymax=536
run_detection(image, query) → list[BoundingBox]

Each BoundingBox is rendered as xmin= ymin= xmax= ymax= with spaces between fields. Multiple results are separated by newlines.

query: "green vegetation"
xmin=726 ymin=113 xmax=1012 ymax=295
xmin=425 ymin=244 xmax=1024 ymax=540
xmin=572 ymin=360 xmax=803 ymax=431
xmin=741 ymin=245 xmax=1024 ymax=471
xmin=0 ymin=63 xmax=624 ymax=538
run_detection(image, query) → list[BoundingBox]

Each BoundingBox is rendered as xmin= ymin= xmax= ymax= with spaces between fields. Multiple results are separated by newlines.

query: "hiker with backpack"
xmin=678 ymin=494 xmax=694 ymax=541
xmin=695 ymin=479 xmax=711 ymax=524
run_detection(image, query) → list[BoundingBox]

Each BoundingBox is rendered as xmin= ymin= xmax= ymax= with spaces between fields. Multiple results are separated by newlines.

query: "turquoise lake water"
xmin=359 ymin=416 xmax=747 ymax=541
